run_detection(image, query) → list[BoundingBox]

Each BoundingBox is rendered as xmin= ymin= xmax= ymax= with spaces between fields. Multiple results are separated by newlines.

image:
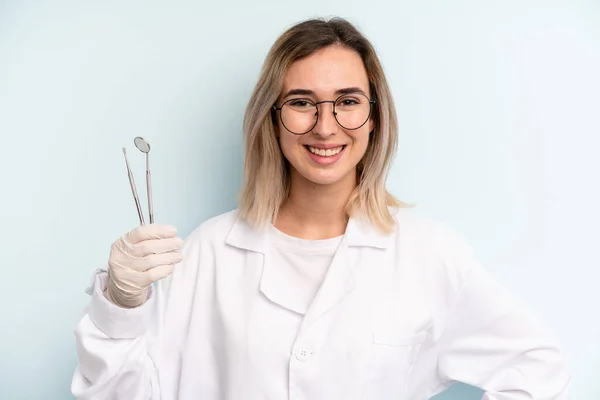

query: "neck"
xmin=274 ymin=168 xmax=356 ymax=240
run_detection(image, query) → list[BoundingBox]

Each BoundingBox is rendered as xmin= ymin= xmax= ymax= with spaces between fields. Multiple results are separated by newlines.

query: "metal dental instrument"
xmin=134 ymin=136 xmax=154 ymax=224
xmin=121 ymin=137 xmax=154 ymax=226
xmin=122 ymin=147 xmax=146 ymax=225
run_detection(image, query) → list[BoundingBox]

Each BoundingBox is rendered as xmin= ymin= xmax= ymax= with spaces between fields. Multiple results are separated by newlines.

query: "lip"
xmin=303 ymin=143 xmax=347 ymax=150
xmin=304 ymin=144 xmax=346 ymax=166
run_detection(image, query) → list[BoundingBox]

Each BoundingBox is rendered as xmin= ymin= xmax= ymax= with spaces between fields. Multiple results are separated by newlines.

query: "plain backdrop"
xmin=1 ymin=0 xmax=598 ymax=399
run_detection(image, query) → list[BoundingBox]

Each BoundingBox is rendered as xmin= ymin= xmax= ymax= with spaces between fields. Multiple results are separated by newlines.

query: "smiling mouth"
xmin=305 ymin=145 xmax=346 ymax=157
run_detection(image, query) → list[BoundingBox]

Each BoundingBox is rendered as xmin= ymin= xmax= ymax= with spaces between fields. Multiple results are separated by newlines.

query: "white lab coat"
xmin=71 ymin=208 xmax=571 ymax=399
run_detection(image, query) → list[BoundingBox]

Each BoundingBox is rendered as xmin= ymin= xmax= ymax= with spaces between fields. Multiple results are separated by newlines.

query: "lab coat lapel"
xmin=225 ymin=215 xmax=310 ymax=313
xmin=298 ymin=215 xmax=393 ymax=335
xmin=297 ymin=237 xmax=354 ymax=335
xmin=258 ymin=250 xmax=308 ymax=314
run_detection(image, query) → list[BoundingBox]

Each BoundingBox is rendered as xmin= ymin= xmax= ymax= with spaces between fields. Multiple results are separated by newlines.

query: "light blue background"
xmin=1 ymin=1 xmax=598 ymax=399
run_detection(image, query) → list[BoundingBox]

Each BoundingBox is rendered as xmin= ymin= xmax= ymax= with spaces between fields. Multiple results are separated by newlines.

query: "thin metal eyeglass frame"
xmin=272 ymin=93 xmax=376 ymax=135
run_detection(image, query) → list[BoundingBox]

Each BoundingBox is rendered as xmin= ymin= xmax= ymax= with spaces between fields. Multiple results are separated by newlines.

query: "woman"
xmin=72 ymin=18 xmax=570 ymax=399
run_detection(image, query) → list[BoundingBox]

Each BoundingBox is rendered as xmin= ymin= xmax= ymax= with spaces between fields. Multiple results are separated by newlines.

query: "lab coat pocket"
xmin=365 ymin=331 xmax=427 ymax=399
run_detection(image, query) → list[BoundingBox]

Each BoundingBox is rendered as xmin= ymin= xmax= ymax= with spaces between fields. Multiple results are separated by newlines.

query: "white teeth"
xmin=308 ymin=146 xmax=344 ymax=157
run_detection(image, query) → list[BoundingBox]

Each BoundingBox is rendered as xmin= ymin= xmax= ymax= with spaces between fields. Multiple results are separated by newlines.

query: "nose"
xmin=312 ymin=101 xmax=338 ymax=137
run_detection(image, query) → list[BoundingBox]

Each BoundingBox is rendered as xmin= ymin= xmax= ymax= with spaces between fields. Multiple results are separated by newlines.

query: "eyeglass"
xmin=273 ymin=92 xmax=376 ymax=135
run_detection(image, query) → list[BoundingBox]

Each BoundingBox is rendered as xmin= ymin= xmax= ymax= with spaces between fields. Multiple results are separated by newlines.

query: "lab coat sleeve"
xmin=71 ymin=269 xmax=159 ymax=400
xmin=435 ymin=234 xmax=572 ymax=399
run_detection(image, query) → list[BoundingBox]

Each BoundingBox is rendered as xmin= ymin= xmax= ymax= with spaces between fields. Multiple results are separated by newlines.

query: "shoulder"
xmin=199 ymin=208 xmax=240 ymax=233
xmin=182 ymin=208 xmax=240 ymax=248
xmin=389 ymin=207 xmax=479 ymax=281
xmin=390 ymin=207 xmax=470 ymax=248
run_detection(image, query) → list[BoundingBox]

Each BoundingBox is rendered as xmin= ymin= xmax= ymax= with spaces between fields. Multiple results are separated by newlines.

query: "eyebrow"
xmin=281 ymin=86 xmax=368 ymax=99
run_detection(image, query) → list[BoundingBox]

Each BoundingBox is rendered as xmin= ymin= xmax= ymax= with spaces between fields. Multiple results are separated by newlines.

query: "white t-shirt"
xmin=266 ymin=223 xmax=343 ymax=314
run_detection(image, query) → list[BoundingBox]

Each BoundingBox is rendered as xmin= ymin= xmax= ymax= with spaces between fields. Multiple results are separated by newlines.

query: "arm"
xmin=71 ymin=270 xmax=160 ymax=400
xmin=436 ymin=242 xmax=571 ymax=399
xmin=71 ymin=224 xmax=186 ymax=400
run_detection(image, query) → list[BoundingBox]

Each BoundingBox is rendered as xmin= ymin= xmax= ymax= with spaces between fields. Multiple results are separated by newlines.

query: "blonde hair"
xmin=238 ymin=17 xmax=413 ymax=233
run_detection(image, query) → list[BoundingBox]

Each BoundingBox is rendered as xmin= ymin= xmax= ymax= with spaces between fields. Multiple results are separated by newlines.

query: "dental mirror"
xmin=134 ymin=136 xmax=154 ymax=224
xmin=134 ymin=136 xmax=151 ymax=153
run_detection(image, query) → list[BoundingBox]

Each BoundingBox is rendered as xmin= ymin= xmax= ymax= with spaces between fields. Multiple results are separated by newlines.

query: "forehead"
xmin=282 ymin=46 xmax=369 ymax=96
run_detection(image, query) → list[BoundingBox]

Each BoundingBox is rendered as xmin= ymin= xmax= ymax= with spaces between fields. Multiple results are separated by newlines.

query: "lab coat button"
xmin=294 ymin=347 xmax=314 ymax=361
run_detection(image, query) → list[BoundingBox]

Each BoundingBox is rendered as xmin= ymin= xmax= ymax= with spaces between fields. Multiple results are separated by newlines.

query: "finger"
xmin=146 ymin=263 xmax=176 ymax=282
xmin=131 ymin=236 xmax=184 ymax=257
xmin=131 ymin=250 xmax=183 ymax=271
xmin=125 ymin=224 xmax=178 ymax=244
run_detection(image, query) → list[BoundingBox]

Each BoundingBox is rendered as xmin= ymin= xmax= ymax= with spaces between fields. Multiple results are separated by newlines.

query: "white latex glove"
xmin=105 ymin=224 xmax=184 ymax=308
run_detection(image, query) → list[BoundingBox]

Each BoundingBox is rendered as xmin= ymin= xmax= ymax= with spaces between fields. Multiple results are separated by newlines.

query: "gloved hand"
xmin=105 ymin=224 xmax=184 ymax=308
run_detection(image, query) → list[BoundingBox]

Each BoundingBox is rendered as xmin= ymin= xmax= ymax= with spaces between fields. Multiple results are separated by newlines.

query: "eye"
xmin=288 ymin=99 xmax=315 ymax=108
xmin=336 ymin=96 xmax=362 ymax=108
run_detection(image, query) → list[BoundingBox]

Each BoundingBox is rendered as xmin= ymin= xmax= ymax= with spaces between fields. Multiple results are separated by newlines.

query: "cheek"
xmin=351 ymin=129 xmax=371 ymax=154
xmin=278 ymin=132 xmax=300 ymax=161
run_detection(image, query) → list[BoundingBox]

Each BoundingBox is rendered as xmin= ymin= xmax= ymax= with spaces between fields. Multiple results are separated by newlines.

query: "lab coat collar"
xmin=225 ymin=214 xmax=268 ymax=253
xmin=344 ymin=214 xmax=393 ymax=249
xmin=225 ymin=211 xmax=393 ymax=253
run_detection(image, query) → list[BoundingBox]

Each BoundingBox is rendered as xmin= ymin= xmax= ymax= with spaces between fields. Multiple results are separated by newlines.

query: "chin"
xmin=299 ymin=167 xmax=354 ymax=186
xmin=306 ymin=176 xmax=341 ymax=186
